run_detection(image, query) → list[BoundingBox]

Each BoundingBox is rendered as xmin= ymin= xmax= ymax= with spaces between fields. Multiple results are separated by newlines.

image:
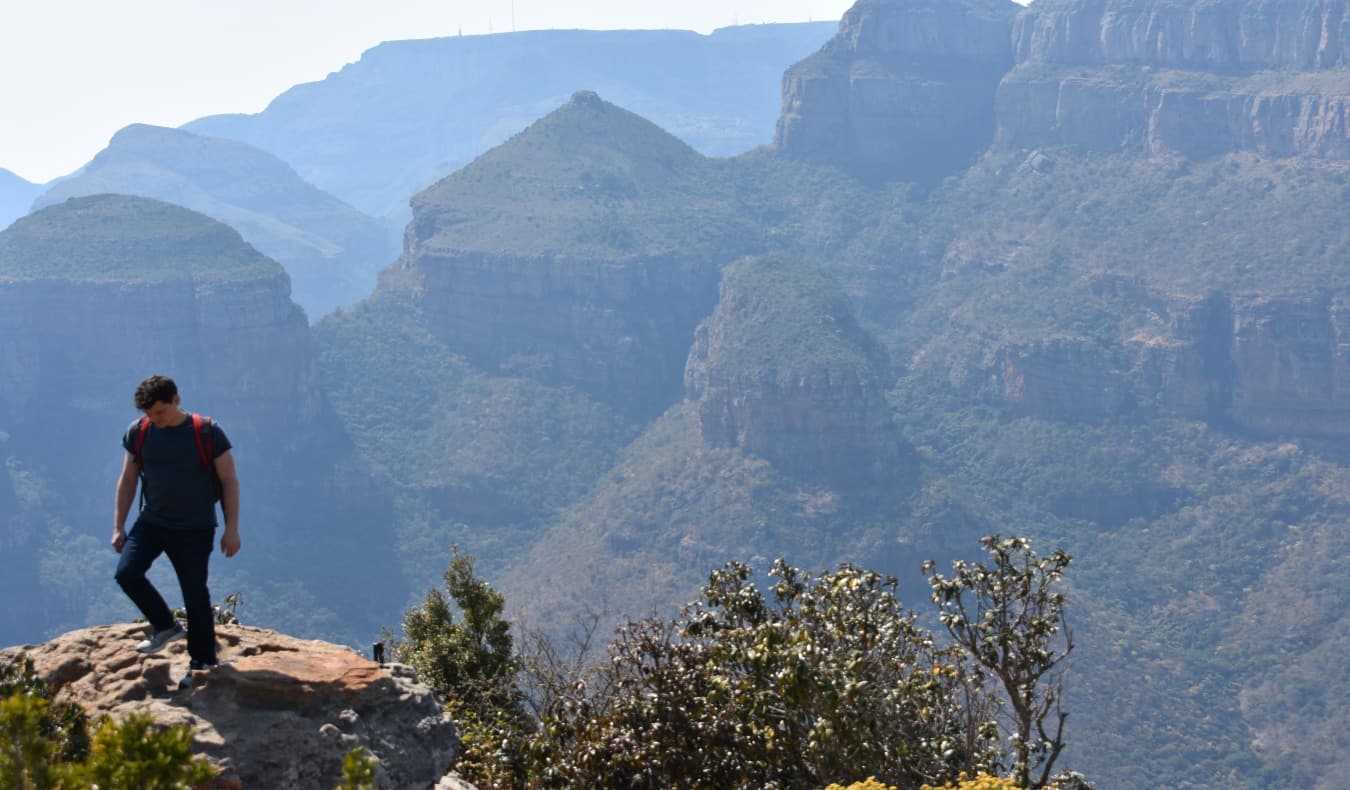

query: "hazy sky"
xmin=0 ymin=1 xmax=854 ymax=183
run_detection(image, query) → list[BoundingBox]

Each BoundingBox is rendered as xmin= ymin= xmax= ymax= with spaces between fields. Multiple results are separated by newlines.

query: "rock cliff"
xmin=1011 ymin=0 xmax=1349 ymax=70
xmin=0 ymin=194 xmax=397 ymax=646
xmin=399 ymin=91 xmax=742 ymax=418
xmin=972 ymin=282 xmax=1350 ymax=436
xmin=685 ymin=256 xmax=907 ymax=486
xmin=998 ymin=0 xmax=1350 ymax=159
xmin=1132 ymin=289 xmax=1350 ymax=435
xmin=0 ymin=624 xmax=458 ymax=789
xmin=776 ymin=0 xmax=1021 ymax=181
xmin=0 ymin=194 xmax=318 ymax=438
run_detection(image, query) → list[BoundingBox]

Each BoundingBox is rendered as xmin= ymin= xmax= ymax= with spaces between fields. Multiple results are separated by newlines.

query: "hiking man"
xmin=112 ymin=374 xmax=240 ymax=689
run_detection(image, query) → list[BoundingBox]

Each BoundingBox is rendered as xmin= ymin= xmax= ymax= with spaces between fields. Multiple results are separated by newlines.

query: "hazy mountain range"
xmin=186 ymin=23 xmax=837 ymax=220
xmin=3 ymin=1 xmax=1350 ymax=786
xmin=0 ymin=168 xmax=39 ymax=231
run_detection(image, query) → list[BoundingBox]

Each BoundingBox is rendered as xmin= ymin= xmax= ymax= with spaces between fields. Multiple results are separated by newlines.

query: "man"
xmin=112 ymin=375 xmax=240 ymax=690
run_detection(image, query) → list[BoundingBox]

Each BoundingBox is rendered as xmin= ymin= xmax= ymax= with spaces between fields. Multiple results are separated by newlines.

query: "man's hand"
xmin=220 ymin=528 xmax=241 ymax=558
xmin=111 ymin=527 xmax=127 ymax=553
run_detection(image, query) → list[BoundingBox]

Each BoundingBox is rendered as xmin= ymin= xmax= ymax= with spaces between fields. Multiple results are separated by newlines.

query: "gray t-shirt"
xmin=122 ymin=415 xmax=231 ymax=530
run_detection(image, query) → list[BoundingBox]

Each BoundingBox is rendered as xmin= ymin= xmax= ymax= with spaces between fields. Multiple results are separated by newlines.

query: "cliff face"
xmin=0 ymin=195 xmax=397 ymax=646
xmin=998 ymin=0 xmax=1350 ymax=159
xmin=776 ymin=0 xmax=1021 ymax=181
xmin=0 ymin=624 xmax=458 ymax=790
xmin=400 ymin=92 xmax=741 ymax=418
xmin=684 ymin=257 xmax=907 ymax=486
xmin=976 ymin=284 xmax=1350 ymax=436
xmin=1011 ymin=0 xmax=1349 ymax=70
xmin=0 ymin=195 xmax=318 ymax=439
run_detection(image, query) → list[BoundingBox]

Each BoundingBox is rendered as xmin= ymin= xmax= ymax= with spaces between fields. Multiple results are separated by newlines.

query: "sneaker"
xmin=134 ymin=622 xmax=185 ymax=654
xmin=177 ymin=660 xmax=217 ymax=690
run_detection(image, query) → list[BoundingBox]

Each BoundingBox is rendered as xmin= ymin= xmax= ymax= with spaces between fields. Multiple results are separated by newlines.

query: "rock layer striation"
xmin=998 ymin=0 xmax=1350 ymax=159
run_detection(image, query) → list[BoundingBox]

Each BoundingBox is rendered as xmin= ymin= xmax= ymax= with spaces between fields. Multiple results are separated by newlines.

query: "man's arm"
xmin=215 ymin=449 xmax=241 ymax=557
xmin=112 ymin=452 xmax=139 ymax=553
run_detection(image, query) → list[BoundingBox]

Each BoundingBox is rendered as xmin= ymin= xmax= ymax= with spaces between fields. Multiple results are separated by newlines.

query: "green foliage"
xmin=396 ymin=548 xmax=531 ymax=787
xmin=73 ymin=712 xmax=215 ymax=790
xmin=336 ymin=746 xmax=379 ymax=790
xmin=926 ymin=536 xmax=1074 ymax=789
xmin=0 ymin=655 xmax=88 ymax=766
xmin=702 ymin=255 xmax=882 ymax=373
xmin=0 ymin=694 xmax=66 ymax=790
xmin=1 ymin=656 xmax=212 ymax=789
xmin=528 ymin=559 xmax=1000 ymax=789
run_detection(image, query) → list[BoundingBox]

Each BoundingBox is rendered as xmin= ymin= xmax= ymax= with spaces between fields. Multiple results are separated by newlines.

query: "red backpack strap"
xmin=133 ymin=417 xmax=152 ymax=466
xmin=191 ymin=413 xmax=214 ymax=469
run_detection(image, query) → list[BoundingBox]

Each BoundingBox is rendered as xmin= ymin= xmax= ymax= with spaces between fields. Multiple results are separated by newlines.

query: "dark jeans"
xmin=114 ymin=519 xmax=216 ymax=665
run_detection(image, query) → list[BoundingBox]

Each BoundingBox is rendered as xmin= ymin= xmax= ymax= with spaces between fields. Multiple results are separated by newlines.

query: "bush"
xmin=528 ymin=559 xmax=996 ymax=788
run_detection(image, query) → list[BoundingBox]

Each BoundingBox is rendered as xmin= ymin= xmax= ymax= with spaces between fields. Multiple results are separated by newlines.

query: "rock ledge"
xmin=0 ymin=623 xmax=458 ymax=790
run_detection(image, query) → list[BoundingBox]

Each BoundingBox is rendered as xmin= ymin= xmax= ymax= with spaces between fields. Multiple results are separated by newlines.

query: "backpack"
xmin=132 ymin=413 xmax=222 ymax=505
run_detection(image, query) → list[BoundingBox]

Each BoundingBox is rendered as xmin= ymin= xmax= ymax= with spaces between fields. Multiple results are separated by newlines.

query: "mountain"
xmin=4 ymin=2 xmax=1350 ymax=787
xmin=0 ymin=194 xmax=398 ymax=646
xmin=33 ymin=124 xmax=398 ymax=319
xmin=0 ymin=167 xmax=40 ymax=230
xmin=185 ymin=23 xmax=837 ymax=220
xmin=401 ymin=89 xmax=749 ymax=418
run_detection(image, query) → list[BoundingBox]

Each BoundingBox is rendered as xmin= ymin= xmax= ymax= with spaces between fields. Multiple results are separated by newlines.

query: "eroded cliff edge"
xmin=998 ymin=0 xmax=1350 ymax=159
xmin=776 ymin=0 xmax=1022 ymax=181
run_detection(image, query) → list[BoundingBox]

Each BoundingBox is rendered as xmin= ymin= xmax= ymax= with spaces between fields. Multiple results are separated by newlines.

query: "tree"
xmin=395 ymin=547 xmax=531 ymax=787
xmin=924 ymin=536 xmax=1075 ymax=789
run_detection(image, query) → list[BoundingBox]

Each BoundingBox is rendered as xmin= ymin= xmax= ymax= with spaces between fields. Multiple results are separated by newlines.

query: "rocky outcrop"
xmin=998 ymin=0 xmax=1350 ymax=159
xmin=401 ymin=92 xmax=739 ymax=418
xmin=976 ymin=282 xmax=1350 ymax=436
xmin=0 ymin=624 xmax=458 ymax=789
xmin=776 ymin=0 xmax=1021 ymax=181
xmin=996 ymin=337 xmax=1134 ymax=421
xmin=1229 ymin=293 xmax=1350 ymax=433
xmin=685 ymin=257 xmax=907 ymax=486
xmin=1126 ymin=290 xmax=1350 ymax=434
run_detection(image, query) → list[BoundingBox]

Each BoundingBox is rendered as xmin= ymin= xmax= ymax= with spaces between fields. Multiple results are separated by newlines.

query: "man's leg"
xmin=164 ymin=528 xmax=216 ymax=666
xmin=114 ymin=521 xmax=176 ymax=632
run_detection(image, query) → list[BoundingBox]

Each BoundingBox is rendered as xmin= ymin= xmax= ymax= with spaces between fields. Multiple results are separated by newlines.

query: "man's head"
xmin=134 ymin=375 xmax=183 ymax=427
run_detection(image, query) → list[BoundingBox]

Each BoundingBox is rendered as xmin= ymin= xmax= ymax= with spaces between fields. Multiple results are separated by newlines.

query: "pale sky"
xmin=0 ymin=1 xmax=856 ymax=183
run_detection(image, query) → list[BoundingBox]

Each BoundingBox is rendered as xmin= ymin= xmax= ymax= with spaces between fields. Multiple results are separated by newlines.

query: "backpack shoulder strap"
xmin=133 ymin=417 xmax=152 ymax=466
xmin=191 ymin=413 xmax=214 ymax=470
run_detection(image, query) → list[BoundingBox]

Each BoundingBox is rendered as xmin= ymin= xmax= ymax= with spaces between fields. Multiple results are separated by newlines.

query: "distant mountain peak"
xmin=410 ymin=93 xmax=715 ymax=259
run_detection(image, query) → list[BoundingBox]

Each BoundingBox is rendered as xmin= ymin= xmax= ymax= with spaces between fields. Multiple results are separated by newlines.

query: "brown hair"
xmin=133 ymin=375 xmax=177 ymax=411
